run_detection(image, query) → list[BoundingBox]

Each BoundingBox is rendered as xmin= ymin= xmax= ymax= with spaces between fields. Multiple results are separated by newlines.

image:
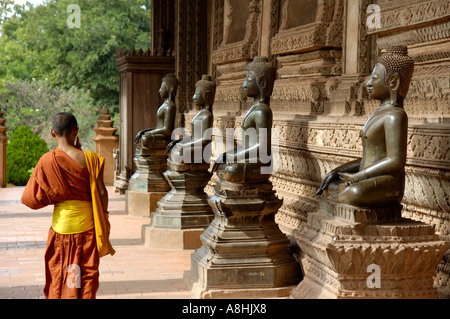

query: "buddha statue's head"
xmin=160 ymin=73 xmax=179 ymax=100
xmin=243 ymin=56 xmax=276 ymax=103
xmin=366 ymin=46 xmax=414 ymax=107
xmin=193 ymin=75 xmax=216 ymax=108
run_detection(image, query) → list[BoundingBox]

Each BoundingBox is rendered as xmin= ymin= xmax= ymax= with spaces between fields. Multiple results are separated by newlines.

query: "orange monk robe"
xmin=21 ymin=148 xmax=115 ymax=257
xmin=22 ymin=148 xmax=91 ymax=208
xmin=84 ymin=150 xmax=115 ymax=257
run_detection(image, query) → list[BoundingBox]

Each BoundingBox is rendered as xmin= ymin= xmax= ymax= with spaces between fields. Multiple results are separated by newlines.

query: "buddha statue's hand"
xmin=165 ymin=138 xmax=183 ymax=154
xmin=212 ymin=152 xmax=228 ymax=173
xmin=316 ymin=169 xmax=340 ymax=195
xmin=134 ymin=128 xmax=153 ymax=145
xmin=338 ymin=172 xmax=365 ymax=186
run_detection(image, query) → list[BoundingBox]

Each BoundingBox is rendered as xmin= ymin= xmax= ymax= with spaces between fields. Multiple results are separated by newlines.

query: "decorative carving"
xmin=270 ymin=0 xmax=344 ymax=55
xmin=367 ymin=0 xmax=450 ymax=35
xmin=212 ymin=0 xmax=261 ymax=65
xmin=291 ymin=210 xmax=449 ymax=299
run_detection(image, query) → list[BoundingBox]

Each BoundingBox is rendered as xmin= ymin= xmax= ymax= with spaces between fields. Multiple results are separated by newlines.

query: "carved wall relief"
xmin=222 ymin=0 xmax=250 ymax=45
xmin=175 ymin=0 xmax=208 ymax=119
xmin=212 ymin=0 xmax=261 ymax=66
xmin=271 ymin=0 xmax=344 ymax=55
xmin=279 ymin=0 xmax=318 ymax=31
xmin=212 ymin=0 xmax=262 ymax=117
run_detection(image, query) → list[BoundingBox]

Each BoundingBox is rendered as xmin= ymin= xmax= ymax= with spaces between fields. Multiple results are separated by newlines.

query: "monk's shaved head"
xmin=51 ymin=112 xmax=78 ymax=137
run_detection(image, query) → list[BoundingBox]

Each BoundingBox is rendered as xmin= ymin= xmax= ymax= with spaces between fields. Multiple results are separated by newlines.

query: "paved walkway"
xmin=0 ymin=186 xmax=194 ymax=299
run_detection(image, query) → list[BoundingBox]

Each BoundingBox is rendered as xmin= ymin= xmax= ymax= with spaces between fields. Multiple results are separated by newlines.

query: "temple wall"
xmin=184 ymin=0 xmax=450 ymax=239
xmin=141 ymin=0 xmax=449 ymax=297
xmin=181 ymin=0 xmax=450 ymax=296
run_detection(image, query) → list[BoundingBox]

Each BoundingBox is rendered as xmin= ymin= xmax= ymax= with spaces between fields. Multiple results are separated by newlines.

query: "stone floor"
xmin=0 ymin=186 xmax=194 ymax=299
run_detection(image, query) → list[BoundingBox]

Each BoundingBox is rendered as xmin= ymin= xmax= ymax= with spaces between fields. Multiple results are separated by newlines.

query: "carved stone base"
xmin=292 ymin=200 xmax=449 ymax=299
xmin=435 ymin=249 xmax=450 ymax=299
xmin=126 ymin=145 xmax=171 ymax=216
xmin=142 ymin=162 xmax=214 ymax=249
xmin=125 ymin=190 xmax=166 ymax=217
xmin=127 ymin=146 xmax=171 ymax=193
xmin=183 ymin=270 xmax=296 ymax=299
xmin=185 ymin=179 xmax=301 ymax=299
xmin=319 ymin=198 xmax=403 ymax=223
xmin=142 ymin=226 xmax=204 ymax=250
xmin=114 ymin=172 xmax=129 ymax=195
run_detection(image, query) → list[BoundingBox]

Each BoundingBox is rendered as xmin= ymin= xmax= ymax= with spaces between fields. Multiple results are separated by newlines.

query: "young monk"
xmin=21 ymin=112 xmax=115 ymax=299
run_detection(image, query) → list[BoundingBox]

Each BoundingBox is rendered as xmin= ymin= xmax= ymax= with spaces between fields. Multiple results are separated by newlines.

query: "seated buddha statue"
xmin=167 ymin=75 xmax=215 ymax=168
xmin=134 ymin=73 xmax=178 ymax=153
xmin=316 ymin=46 xmax=415 ymax=208
xmin=212 ymin=56 xmax=276 ymax=183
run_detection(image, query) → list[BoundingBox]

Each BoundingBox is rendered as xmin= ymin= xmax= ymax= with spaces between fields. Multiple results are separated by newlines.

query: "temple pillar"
xmin=0 ymin=108 xmax=7 ymax=188
xmin=114 ymin=49 xmax=175 ymax=196
xmin=93 ymin=107 xmax=119 ymax=186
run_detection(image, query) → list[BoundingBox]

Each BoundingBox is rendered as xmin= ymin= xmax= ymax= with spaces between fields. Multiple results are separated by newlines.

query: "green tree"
xmin=6 ymin=125 xmax=49 ymax=186
xmin=0 ymin=79 xmax=100 ymax=152
xmin=0 ymin=0 xmax=14 ymax=28
xmin=0 ymin=0 xmax=152 ymax=109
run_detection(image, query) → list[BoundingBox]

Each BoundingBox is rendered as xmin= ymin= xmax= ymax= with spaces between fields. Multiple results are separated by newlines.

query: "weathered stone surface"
xmin=125 ymin=143 xmax=171 ymax=217
xmin=125 ymin=190 xmax=166 ymax=218
xmin=291 ymin=200 xmax=449 ymax=299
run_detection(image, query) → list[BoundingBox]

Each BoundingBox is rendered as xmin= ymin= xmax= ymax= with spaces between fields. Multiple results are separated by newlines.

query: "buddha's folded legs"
xmin=216 ymin=162 xmax=270 ymax=184
xmin=325 ymin=174 xmax=404 ymax=207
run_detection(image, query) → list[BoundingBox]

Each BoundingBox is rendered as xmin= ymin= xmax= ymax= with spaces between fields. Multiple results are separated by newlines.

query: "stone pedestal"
xmin=184 ymin=179 xmax=301 ymax=299
xmin=125 ymin=140 xmax=171 ymax=217
xmin=291 ymin=199 xmax=449 ymax=299
xmin=142 ymin=161 xmax=214 ymax=250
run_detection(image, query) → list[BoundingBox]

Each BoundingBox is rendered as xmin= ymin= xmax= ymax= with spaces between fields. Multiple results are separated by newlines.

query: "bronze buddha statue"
xmin=167 ymin=75 xmax=215 ymax=167
xmin=316 ymin=46 xmax=415 ymax=208
xmin=212 ymin=56 xmax=276 ymax=183
xmin=134 ymin=73 xmax=178 ymax=152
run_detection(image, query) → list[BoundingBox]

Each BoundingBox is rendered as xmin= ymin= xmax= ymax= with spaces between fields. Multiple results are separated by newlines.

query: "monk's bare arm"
xmin=97 ymin=167 xmax=109 ymax=213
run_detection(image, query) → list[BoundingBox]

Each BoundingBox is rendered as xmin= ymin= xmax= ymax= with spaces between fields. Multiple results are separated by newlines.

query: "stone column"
xmin=0 ymin=108 xmax=8 ymax=188
xmin=327 ymin=0 xmax=372 ymax=115
xmin=94 ymin=107 xmax=119 ymax=186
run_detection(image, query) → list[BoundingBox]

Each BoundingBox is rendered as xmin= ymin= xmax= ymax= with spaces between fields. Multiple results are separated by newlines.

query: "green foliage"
xmin=0 ymin=79 xmax=100 ymax=152
xmin=0 ymin=0 xmax=14 ymax=27
xmin=6 ymin=125 xmax=49 ymax=186
xmin=0 ymin=0 xmax=152 ymax=110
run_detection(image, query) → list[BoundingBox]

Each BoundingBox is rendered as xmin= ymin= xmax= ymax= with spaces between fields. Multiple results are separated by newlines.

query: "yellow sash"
xmin=52 ymin=200 xmax=94 ymax=234
xmin=84 ymin=151 xmax=116 ymax=258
